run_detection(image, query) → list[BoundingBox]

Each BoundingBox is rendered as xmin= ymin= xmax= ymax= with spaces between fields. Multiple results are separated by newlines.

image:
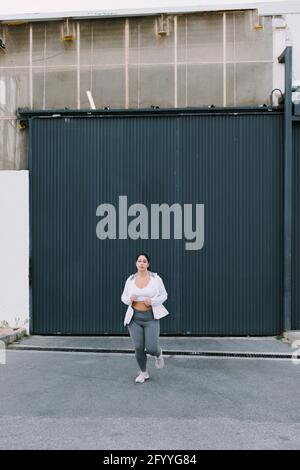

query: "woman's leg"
xmin=144 ymin=318 xmax=161 ymax=357
xmin=127 ymin=318 xmax=147 ymax=372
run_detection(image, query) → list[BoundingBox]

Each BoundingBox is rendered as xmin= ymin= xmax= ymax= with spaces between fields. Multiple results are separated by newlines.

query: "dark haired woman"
xmin=121 ymin=253 xmax=169 ymax=383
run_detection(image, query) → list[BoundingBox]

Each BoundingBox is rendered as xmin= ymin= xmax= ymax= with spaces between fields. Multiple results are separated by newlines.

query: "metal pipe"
xmin=278 ymin=46 xmax=293 ymax=332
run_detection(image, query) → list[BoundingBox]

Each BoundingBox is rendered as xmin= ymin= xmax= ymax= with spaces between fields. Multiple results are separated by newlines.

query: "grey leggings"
xmin=127 ymin=308 xmax=162 ymax=372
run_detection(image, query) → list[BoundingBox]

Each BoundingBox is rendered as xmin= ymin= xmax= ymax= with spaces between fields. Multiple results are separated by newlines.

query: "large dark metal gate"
xmin=26 ymin=108 xmax=288 ymax=335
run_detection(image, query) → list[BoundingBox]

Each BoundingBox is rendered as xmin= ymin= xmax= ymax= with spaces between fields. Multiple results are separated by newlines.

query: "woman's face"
xmin=136 ymin=255 xmax=149 ymax=272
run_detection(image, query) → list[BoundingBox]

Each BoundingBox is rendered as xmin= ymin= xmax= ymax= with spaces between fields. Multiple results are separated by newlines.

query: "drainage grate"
xmin=7 ymin=344 xmax=298 ymax=359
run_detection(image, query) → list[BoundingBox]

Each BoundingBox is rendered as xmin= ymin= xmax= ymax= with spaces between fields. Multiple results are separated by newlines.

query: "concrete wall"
xmin=0 ymin=10 xmax=299 ymax=170
xmin=0 ymin=171 xmax=29 ymax=332
xmin=0 ymin=10 xmax=275 ymax=170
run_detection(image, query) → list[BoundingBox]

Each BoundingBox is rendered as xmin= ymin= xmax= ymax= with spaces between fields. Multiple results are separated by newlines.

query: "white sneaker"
xmin=155 ymin=350 xmax=164 ymax=369
xmin=135 ymin=371 xmax=150 ymax=383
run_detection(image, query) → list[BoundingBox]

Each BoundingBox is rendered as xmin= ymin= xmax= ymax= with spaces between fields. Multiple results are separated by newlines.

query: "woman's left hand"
xmin=143 ymin=298 xmax=152 ymax=307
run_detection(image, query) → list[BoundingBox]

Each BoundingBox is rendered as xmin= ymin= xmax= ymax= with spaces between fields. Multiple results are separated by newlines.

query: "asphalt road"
xmin=0 ymin=350 xmax=300 ymax=450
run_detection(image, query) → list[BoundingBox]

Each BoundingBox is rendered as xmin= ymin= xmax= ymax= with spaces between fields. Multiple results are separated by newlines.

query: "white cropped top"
xmin=131 ymin=277 xmax=157 ymax=301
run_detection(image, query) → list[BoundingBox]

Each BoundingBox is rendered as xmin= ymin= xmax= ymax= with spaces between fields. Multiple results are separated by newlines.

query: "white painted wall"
xmin=285 ymin=13 xmax=300 ymax=81
xmin=0 ymin=171 xmax=29 ymax=333
xmin=273 ymin=13 xmax=300 ymax=103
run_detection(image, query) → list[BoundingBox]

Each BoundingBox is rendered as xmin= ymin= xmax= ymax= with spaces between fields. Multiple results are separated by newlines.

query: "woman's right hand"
xmin=130 ymin=295 xmax=137 ymax=302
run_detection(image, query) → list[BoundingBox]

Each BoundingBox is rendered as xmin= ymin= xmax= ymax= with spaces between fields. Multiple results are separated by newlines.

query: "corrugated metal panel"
xmin=179 ymin=114 xmax=283 ymax=334
xmin=292 ymin=123 xmax=300 ymax=330
xmin=29 ymin=111 xmax=284 ymax=335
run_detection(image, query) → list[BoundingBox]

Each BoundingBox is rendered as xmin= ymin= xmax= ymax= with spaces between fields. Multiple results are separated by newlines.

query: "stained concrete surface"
xmin=0 ymin=349 xmax=300 ymax=450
